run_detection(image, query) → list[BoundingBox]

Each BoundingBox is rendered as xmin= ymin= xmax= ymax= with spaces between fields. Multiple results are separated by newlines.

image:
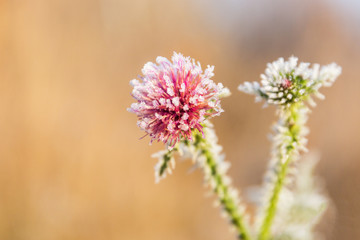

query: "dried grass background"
xmin=0 ymin=0 xmax=359 ymax=239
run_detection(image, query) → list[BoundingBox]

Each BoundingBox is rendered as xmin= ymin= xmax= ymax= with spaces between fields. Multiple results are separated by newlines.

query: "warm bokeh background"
xmin=0 ymin=0 xmax=359 ymax=239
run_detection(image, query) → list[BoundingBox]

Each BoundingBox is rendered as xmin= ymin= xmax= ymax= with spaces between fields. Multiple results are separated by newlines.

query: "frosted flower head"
xmin=128 ymin=52 xmax=230 ymax=148
xmin=238 ymin=56 xmax=341 ymax=107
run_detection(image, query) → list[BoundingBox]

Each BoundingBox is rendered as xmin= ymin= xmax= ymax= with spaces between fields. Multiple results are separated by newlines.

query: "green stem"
xmin=258 ymin=104 xmax=304 ymax=240
xmin=258 ymin=156 xmax=292 ymax=240
xmin=194 ymin=132 xmax=252 ymax=240
xmin=159 ymin=148 xmax=176 ymax=176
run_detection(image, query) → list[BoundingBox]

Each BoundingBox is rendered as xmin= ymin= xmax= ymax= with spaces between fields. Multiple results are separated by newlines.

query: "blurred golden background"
xmin=0 ymin=0 xmax=359 ymax=239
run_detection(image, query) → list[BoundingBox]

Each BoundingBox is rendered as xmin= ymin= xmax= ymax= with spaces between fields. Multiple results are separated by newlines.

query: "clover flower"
xmin=128 ymin=52 xmax=229 ymax=148
xmin=238 ymin=56 xmax=341 ymax=107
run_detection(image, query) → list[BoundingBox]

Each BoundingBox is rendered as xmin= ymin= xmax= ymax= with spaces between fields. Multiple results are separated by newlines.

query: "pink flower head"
xmin=128 ymin=52 xmax=229 ymax=148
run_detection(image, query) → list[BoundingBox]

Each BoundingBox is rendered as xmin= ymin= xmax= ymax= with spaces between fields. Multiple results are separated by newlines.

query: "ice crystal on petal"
xmin=238 ymin=56 xmax=341 ymax=107
xmin=128 ymin=52 xmax=229 ymax=148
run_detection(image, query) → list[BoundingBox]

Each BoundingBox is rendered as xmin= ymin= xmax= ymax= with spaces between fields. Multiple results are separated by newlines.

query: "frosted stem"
xmin=258 ymin=103 xmax=307 ymax=240
xmin=193 ymin=127 xmax=252 ymax=240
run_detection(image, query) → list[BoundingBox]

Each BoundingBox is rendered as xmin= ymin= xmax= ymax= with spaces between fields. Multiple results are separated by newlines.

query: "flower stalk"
xmin=239 ymin=56 xmax=340 ymax=239
xmin=192 ymin=128 xmax=252 ymax=240
xmin=258 ymin=103 xmax=306 ymax=240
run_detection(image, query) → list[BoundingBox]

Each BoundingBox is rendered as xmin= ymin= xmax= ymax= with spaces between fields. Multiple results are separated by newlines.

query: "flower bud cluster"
xmin=238 ymin=56 xmax=341 ymax=107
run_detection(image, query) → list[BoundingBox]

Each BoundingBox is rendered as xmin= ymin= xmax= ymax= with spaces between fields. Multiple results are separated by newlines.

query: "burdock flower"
xmin=238 ymin=56 xmax=341 ymax=107
xmin=128 ymin=52 xmax=229 ymax=148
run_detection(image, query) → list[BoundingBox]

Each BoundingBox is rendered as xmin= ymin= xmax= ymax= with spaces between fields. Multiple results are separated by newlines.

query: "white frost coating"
xmin=152 ymin=149 xmax=177 ymax=184
xmin=182 ymin=113 xmax=189 ymax=120
xmin=172 ymin=97 xmax=180 ymax=106
xmin=167 ymin=120 xmax=175 ymax=132
xmin=180 ymin=83 xmax=186 ymax=93
xmin=238 ymin=56 xmax=341 ymax=107
xmin=167 ymin=87 xmax=175 ymax=96
xmin=180 ymin=123 xmax=189 ymax=131
xmin=271 ymin=153 xmax=329 ymax=240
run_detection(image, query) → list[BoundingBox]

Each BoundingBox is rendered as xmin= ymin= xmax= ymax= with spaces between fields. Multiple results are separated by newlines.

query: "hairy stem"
xmin=258 ymin=103 xmax=305 ymax=240
xmin=159 ymin=148 xmax=177 ymax=176
xmin=258 ymin=154 xmax=292 ymax=240
xmin=194 ymin=130 xmax=252 ymax=240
